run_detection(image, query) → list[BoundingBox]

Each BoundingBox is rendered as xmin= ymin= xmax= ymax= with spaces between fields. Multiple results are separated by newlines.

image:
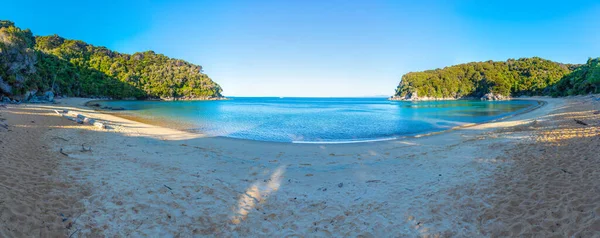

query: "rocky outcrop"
xmin=480 ymin=93 xmax=510 ymax=101
xmin=389 ymin=91 xmax=477 ymax=101
xmin=0 ymin=20 xmax=37 ymax=97
xmin=390 ymin=91 xmax=512 ymax=101
xmin=389 ymin=91 xmax=421 ymax=101
xmin=405 ymin=91 xmax=418 ymax=100
xmin=24 ymin=89 xmax=37 ymax=101
xmin=0 ymin=76 xmax=11 ymax=94
xmin=14 ymin=90 xmax=55 ymax=103
xmin=44 ymin=91 xmax=54 ymax=102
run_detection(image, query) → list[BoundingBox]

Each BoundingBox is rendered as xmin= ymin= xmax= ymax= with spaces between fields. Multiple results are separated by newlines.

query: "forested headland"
xmin=0 ymin=20 xmax=223 ymax=102
xmin=393 ymin=57 xmax=600 ymax=100
xmin=3 ymin=20 xmax=598 ymax=103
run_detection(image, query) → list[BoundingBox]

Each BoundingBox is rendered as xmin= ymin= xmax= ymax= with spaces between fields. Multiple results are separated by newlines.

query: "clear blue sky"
xmin=3 ymin=0 xmax=600 ymax=97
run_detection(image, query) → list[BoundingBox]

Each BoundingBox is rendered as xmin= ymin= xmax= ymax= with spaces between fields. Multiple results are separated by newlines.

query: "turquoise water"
xmin=95 ymin=97 xmax=538 ymax=143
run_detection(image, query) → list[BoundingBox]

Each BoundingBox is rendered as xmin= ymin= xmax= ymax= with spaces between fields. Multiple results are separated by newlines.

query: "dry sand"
xmin=0 ymin=96 xmax=598 ymax=237
xmin=463 ymin=96 xmax=600 ymax=237
xmin=0 ymin=104 xmax=85 ymax=237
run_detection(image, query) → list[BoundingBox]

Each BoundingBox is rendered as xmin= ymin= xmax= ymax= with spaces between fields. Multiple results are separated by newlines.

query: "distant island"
xmin=392 ymin=57 xmax=600 ymax=101
xmin=0 ymin=20 xmax=223 ymax=102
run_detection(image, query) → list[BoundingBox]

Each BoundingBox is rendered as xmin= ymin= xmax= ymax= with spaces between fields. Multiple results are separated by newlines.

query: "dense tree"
xmin=551 ymin=58 xmax=600 ymax=96
xmin=394 ymin=57 xmax=576 ymax=99
xmin=0 ymin=20 xmax=223 ymax=100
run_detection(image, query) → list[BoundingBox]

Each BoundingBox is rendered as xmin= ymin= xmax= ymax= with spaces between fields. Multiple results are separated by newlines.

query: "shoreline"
xmin=83 ymin=96 xmax=228 ymax=107
xmin=3 ymin=95 xmax=598 ymax=236
xmin=77 ymin=97 xmax=547 ymax=145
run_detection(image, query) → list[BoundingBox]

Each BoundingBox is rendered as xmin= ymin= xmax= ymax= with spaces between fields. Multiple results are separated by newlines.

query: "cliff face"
xmin=0 ymin=21 xmax=37 ymax=97
xmin=0 ymin=20 xmax=224 ymax=102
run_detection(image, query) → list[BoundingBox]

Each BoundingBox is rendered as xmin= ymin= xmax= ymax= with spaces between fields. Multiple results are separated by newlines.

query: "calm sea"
xmin=95 ymin=97 xmax=537 ymax=143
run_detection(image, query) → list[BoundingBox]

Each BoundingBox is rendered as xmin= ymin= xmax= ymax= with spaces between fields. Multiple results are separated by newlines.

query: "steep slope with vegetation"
xmin=393 ymin=57 xmax=600 ymax=100
xmin=0 ymin=20 xmax=223 ymax=100
xmin=551 ymin=58 xmax=600 ymax=96
xmin=0 ymin=20 xmax=38 ymax=96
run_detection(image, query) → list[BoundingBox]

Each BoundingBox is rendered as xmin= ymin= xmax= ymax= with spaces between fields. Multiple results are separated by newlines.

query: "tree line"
xmin=0 ymin=20 xmax=223 ymax=100
xmin=394 ymin=57 xmax=599 ymax=99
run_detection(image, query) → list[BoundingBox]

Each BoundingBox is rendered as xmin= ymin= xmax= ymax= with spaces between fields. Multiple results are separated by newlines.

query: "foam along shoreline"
xmin=5 ymin=96 xmax=588 ymax=237
xmin=292 ymin=136 xmax=399 ymax=144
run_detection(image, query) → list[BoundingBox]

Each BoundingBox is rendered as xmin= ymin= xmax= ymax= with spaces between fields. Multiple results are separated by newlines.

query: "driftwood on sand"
xmin=59 ymin=148 xmax=69 ymax=156
xmin=574 ymin=119 xmax=589 ymax=126
xmin=54 ymin=110 xmax=107 ymax=129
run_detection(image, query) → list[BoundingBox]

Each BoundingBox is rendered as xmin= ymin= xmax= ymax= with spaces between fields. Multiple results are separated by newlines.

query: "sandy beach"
xmin=1 ymin=96 xmax=599 ymax=237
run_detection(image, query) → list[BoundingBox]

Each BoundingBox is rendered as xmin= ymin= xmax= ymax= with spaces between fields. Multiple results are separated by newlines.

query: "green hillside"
xmin=393 ymin=57 xmax=598 ymax=100
xmin=0 ymin=20 xmax=223 ymax=101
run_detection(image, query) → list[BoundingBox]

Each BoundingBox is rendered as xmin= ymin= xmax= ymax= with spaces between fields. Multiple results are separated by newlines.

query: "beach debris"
xmin=164 ymin=185 xmax=173 ymax=190
xmin=338 ymin=183 xmax=343 ymax=188
xmin=51 ymin=136 xmax=69 ymax=141
xmin=68 ymin=228 xmax=80 ymax=238
xmin=59 ymin=213 xmax=74 ymax=230
xmin=80 ymin=143 xmax=92 ymax=152
xmin=60 ymin=148 xmax=69 ymax=156
xmin=594 ymin=110 xmax=600 ymax=115
xmin=30 ymin=120 xmax=34 ymax=123
xmin=55 ymin=109 xmax=107 ymax=129
xmin=574 ymin=119 xmax=589 ymax=126
xmin=0 ymin=122 xmax=8 ymax=129
xmin=366 ymin=180 xmax=381 ymax=183
xmin=561 ymin=169 xmax=573 ymax=174
xmin=60 ymin=213 xmax=68 ymax=222
xmin=93 ymin=121 xmax=107 ymax=129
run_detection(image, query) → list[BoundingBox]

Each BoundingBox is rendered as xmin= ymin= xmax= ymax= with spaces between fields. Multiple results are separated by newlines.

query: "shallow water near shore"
xmin=94 ymin=97 xmax=537 ymax=143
